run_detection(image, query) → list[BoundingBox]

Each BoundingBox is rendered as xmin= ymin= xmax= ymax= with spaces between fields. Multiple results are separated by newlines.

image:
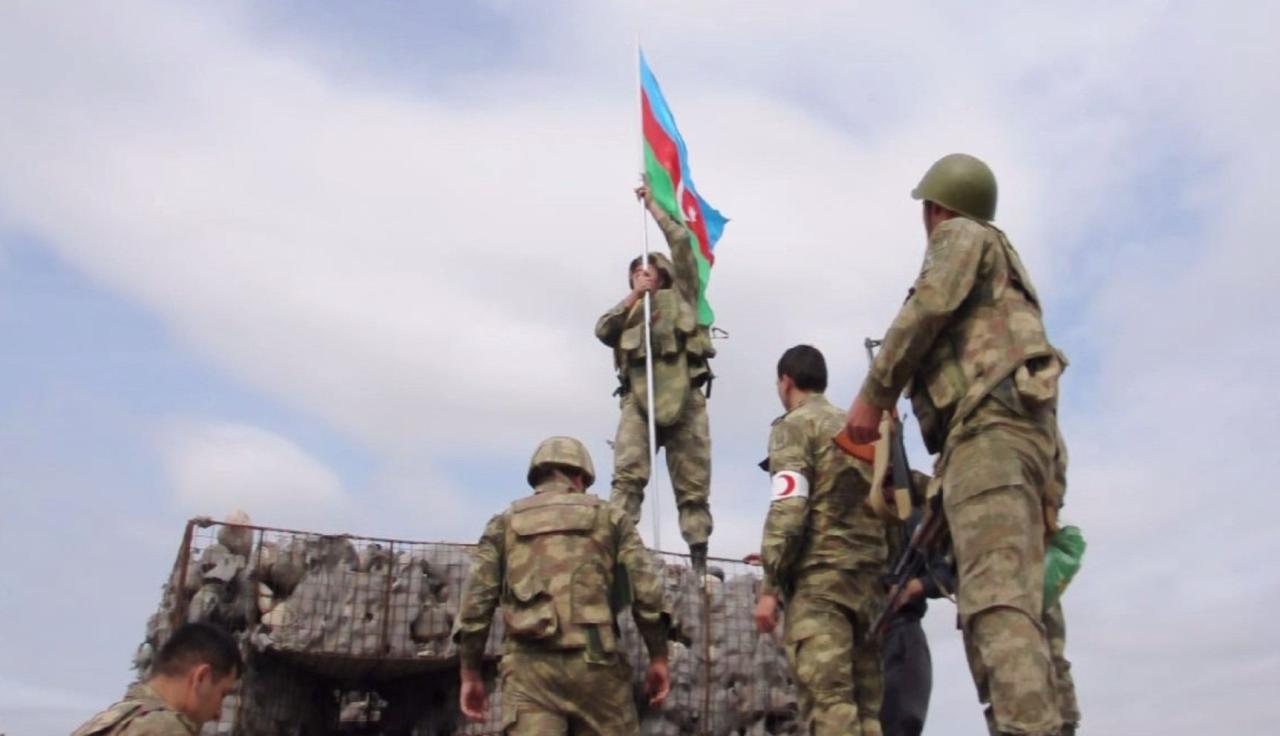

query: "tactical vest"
xmin=909 ymin=222 xmax=1064 ymax=453
xmin=617 ymin=289 xmax=715 ymax=427
xmin=499 ymin=492 xmax=620 ymax=659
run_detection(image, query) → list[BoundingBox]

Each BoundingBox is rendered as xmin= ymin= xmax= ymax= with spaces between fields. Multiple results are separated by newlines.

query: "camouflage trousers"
xmin=498 ymin=649 xmax=638 ymax=735
xmin=610 ymin=391 xmax=712 ymax=546
xmin=783 ymin=568 xmax=885 ymax=736
xmin=943 ymin=399 xmax=1062 ymax=736
xmin=1045 ymin=601 xmax=1081 ymax=729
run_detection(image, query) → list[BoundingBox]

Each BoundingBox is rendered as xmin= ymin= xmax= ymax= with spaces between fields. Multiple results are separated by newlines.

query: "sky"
xmin=1 ymin=0 xmax=1278 ymax=733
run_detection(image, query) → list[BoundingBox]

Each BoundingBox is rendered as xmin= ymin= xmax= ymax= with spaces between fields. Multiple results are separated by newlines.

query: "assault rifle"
xmin=865 ymin=338 xmax=925 ymax=512
xmin=869 ymin=492 xmax=948 ymax=637
xmin=834 ymin=337 xmax=946 ymax=635
xmin=833 ymin=338 xmax=924 ymax=518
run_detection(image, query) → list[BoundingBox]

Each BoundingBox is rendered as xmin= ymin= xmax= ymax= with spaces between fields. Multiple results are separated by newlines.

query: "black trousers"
xmin=881 ymin=617 xmax=932 ymax=736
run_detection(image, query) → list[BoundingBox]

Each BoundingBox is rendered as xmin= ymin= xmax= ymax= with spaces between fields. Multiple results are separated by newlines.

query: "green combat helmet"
xmin=911 ymin=153 xmax=998 ymax=222
xmin=527 ymin=436 xmax=596 ymax=488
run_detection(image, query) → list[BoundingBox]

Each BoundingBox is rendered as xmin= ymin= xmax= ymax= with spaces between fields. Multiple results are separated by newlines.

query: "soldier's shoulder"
xmin=768 ymin=411 xmax=803 ymax=442
xmin=121 ymin=708 xmax=197 ymax=736
xmin=479 ymin=511 xmax=509 ymax=539
xmin=792 ymin=397 xmax=840 ymax=429
xmin=72 ymin=701 xmax=143 ymax=736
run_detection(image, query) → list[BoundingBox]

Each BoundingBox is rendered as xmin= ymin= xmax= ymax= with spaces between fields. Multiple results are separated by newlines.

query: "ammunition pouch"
xmin=1013 ymin=350 xmax=1066 ymax=412
xmin=614 ymin=289 xmax=716 ymax=421
xmin=908 ymin=377 xmax=948 ymax=455
xmin=627 ymin=353 xmax=691 ymax=426
xmin=503 ymin=576 xmax=559 ymax=640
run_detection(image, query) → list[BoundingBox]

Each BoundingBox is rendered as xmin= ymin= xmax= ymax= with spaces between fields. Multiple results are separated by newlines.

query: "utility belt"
xmin=504 ymin=625 xmax=621 ymax=664
xmin=612 ymin=359 xmax=714 ymax=400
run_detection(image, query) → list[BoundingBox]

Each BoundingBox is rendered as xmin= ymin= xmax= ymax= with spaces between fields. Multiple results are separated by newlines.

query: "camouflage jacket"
xmin=759 ymin=393 xmax=887 ymax=596
xmin=858 ymin=217 xmax=1064 ymax=450
xmin=452 ymin=478 xmax=668 ymax=670
xmin=595 ymin=206 xmax=714 ymax=420
xmin=71 ymin=683 xmax=198 ymax=736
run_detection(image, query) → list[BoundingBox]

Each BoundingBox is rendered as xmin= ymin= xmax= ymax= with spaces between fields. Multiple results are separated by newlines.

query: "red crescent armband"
xmin=770 ymin=471 xmax=809 ymax=501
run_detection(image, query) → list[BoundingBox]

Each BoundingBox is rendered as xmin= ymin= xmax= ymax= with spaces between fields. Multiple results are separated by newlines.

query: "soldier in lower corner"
xmin=71 ymin=623 xmax=242 ymax=736
xmin=595 ymin=183 xmax=715 ymax=571
xmin=753 ymin=345 xmax=888 ymax=736
xmin=451 ymin=436 xmax=671 ymax=735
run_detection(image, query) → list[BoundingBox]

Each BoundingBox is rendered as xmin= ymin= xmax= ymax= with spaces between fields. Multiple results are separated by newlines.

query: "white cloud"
xmin=159 ymin=420 xmax=348 ymax=528
xmin=3 ymin=1 xmax=1280 ymax=734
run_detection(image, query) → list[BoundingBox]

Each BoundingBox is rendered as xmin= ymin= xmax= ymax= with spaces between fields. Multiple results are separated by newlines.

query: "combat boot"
xmin=689 ymin=543 xmax=707 ymax=577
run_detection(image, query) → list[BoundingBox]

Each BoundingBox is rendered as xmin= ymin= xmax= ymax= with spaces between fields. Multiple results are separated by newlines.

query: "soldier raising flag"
xmin=596 ymin=49 xmax=727 ymax=571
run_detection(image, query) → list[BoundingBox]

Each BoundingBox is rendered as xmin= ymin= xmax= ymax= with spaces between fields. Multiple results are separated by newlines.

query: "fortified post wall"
xmin=138 ymin=519 xmax=801 ymax=735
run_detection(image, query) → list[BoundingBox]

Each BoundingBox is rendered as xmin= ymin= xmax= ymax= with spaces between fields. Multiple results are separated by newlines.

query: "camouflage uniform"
xmin=71 ymin=683 xmax=198 ymax=736
xmin=596 ymin=205 xmax=715 ymax=548
xmin=759 ymin=393 xmax=888 ymax=736
xmin=452 ymin=474 xmax=669 ymax=735
xmin=1045 ymin=602 xmax=1080 ymax=734
xmin=860 ymin=216 xmax=1067 ymax=736
xmin=1045 ymin=428 xmax=1080 ymax=735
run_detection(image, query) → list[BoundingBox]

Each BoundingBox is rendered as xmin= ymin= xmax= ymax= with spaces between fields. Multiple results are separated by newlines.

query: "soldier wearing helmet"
xmin=845 ymin=154 xmax=1073 ymax=736
xmin=452 ymin=436 xmax=671 ymax=735
xmin=595 ymin=184 xmax=716 ymax=572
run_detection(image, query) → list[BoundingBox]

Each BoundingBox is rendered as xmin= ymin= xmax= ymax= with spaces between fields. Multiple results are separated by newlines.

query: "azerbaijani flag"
xmin=640 ymin=50 xmax=727 ymax=327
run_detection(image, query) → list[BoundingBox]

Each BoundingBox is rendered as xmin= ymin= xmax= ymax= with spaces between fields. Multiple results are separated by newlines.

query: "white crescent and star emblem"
xmin=676 ymin=181 xmax=698 ymax=222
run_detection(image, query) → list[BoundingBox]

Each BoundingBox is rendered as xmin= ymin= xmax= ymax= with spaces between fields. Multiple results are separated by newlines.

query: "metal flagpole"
xmin=636 ymin=38 xmax=661 ymax=551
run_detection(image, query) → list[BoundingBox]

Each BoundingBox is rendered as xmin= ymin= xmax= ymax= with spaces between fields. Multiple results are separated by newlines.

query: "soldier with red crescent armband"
xmin=755 ymin=345 xmax=888 ymax=736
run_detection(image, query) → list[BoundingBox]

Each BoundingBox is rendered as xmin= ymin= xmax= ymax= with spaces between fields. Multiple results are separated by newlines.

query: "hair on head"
xmin=152 ymin=622 xmax=243 ymax=679
xmin=777 ymin=344 xmax=828 ymax=392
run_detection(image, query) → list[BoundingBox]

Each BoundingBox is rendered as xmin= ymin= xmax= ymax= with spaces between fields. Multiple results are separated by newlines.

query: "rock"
xmin=217 ymin=510 xmax=254 ymax=557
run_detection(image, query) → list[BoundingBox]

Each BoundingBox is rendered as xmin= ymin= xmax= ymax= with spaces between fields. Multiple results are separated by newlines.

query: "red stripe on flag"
xmin=641 ymin=92 xmax=716 ymax=266
xmin=641 ymin=91 xmax=682 ymax=191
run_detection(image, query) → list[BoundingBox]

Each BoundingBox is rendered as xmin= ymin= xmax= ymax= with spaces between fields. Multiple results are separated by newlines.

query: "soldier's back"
xmin=785 ymin=396 xmax=887 ymax=573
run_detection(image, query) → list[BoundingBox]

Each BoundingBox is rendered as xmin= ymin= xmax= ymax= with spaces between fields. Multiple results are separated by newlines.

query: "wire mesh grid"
xmin=141 ymin=520 xmax=797 ymax=735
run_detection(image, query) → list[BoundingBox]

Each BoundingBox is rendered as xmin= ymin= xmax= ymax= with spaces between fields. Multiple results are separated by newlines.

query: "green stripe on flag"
xmin=644 ymin=145 xmax=714 ymax=326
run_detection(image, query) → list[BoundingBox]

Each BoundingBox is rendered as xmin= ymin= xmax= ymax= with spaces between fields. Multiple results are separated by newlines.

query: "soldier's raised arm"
xmin=452 ymin=514 xmax=506 ymax=673
xmin=637 ymin=185 xmax=699 ymax=308
xmin=858 ymin=219 xmax=987 ymax=410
